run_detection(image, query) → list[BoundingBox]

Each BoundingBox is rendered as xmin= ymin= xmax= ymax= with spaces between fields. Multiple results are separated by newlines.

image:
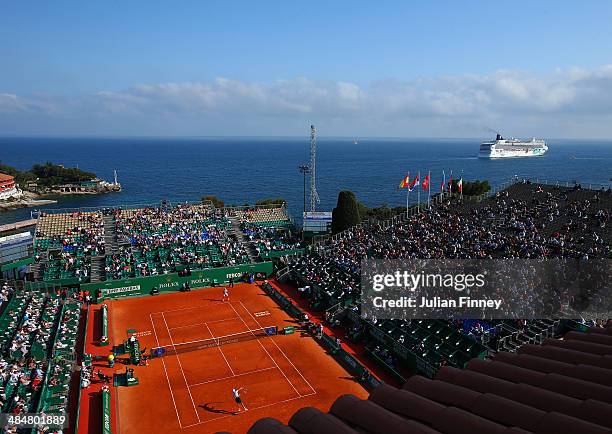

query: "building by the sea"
xmin=0 ymin=173 xmax=23 ymax=201
xmin=53 ymin=177 xmax=122 ymax=194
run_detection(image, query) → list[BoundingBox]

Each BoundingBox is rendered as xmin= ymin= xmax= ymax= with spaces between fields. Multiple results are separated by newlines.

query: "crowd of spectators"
xmin=108 ymin=204 xmax=249 ymax=279
xmin=33 ymin=203 xmax=295 ymax=282
xmin=34 ymin=212 xmax=105 ymax=282
xmin=0 ymin=282 xmax=81 ymax=432
xmin=289 ymin=182 xmax=611 ymax=311
xmin=0 ymin=285 xmax=49 ymax=425
xmin=242 ymin=224 xmax=303 ymax=258
xmin=287 ymin=182 xmax=611 ymax=373
xmin=35 ymin=212 xmax=105 ymax=256
xmin=115 ymin=204 xmax=222 ymax=247
xmin=53 ymin=304 xmax=80 ymax=354
xmin=0 ymin=356 xmax=45 ymax=414
xmin=0 ymin=284 xmax=14 ymax=312
xmin=8 ymin=293 xmax=46 ymax=358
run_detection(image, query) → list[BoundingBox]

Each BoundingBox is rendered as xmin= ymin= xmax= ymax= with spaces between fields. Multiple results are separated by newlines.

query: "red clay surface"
xmin=103 ymin=283 xmax=368 ymax=434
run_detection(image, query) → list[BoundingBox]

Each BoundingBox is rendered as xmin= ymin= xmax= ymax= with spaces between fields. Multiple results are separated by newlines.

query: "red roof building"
xmin=0 ymin=173 xmax=15 ymax=193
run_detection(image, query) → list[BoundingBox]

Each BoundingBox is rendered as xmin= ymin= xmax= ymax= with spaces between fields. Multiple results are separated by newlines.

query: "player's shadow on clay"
xmin=199 ymin=402 xmax=237 ymax=415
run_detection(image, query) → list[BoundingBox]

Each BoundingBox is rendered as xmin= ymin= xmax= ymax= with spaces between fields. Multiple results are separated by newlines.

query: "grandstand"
xmin=233 ymin=205 xmax=291 ymax=226
xmin=30 ymin=202 xmax=297 ymax=286
xmin=35 ymin=211 xmax=104 ymax=239
xmin=281 ymin=180 xmax=611 ymax=379
xmin=242 ymin=224 xmax=303 ymax=260
xmin=0 ymin=179 xmax=609 ymax=434
xmin=0 ymin=280 xmax=80 ymax=431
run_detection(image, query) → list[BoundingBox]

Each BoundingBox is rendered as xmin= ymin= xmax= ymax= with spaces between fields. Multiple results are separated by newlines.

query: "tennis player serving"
xmin=232 ymin=387 xmax=248 ymax=412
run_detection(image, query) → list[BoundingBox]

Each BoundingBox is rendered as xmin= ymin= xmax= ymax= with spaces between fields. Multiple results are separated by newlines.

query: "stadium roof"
xmin=247 ymin=325 xmax=612 ymax=434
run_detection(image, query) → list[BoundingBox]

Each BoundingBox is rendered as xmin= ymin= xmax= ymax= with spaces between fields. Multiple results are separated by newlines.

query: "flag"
xmin=448 ymin=171 xmax=453 ymax=193
xmin=421 ymin=173 xmax=430 ymax=191
xmin=440 ymin=170 xmax=446 ymax=192
xmin=458 ymin=178 xmax=463 ymax=193
xmin=398 ymin=174 xmax=410 ymax=189
xmin=408 ymin=174 xmax=419 ymax=191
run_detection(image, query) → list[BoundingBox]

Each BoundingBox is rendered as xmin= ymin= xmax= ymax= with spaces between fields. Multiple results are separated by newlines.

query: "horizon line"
xmin=1 ymin=134 xmax=612 ymax=142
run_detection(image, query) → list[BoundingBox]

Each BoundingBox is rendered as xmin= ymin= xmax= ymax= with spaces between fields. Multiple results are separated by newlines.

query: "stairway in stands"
xmin=88 ymin=214 xmax=118 ymax=283
xmin=89 ymin=256 xmax=105 ymax=283
xmin=103 ymin=215 xmax=118 ymax=254
xmin=229 ymin=218 xmax=259 ymax=263
xmin=29 ymin=252 xmax=47 ymax=280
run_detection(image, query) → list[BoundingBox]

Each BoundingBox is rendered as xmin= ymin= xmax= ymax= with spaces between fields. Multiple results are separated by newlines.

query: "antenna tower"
xmin=309 ymin=125 xmax=320 ymax=212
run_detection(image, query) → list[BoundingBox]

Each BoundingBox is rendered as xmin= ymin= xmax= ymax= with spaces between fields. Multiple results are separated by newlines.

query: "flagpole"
xmin=428 ymin=170 xmax=431 ymax=208
xmin=406 ymin=172 xmax=410 ymax=218
xmin=442 ymin=170 xmax=446 ymax=200
xmin=406 ymin=182 xmax=409 ymax=218
xmin=417 ymin=171 xmax=421 ymax=212
xmin=406 ymin=172 xmax=410 ymax=220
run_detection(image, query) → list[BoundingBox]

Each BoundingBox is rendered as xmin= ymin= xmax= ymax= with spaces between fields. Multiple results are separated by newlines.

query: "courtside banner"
xmin=360 ymin=259 xmax=611 ymax=320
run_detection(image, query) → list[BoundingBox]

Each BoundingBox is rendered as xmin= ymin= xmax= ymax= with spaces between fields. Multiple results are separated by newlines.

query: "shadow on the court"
xmin=199 ymin=402 xmax=237 ymax=415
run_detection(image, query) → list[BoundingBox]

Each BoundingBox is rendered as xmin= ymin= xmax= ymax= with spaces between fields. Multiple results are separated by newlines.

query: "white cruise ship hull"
xmin=479 ymin=135 xmax=548 ymax=159
xmin=479 ymin=147 xmax=548 ymax=158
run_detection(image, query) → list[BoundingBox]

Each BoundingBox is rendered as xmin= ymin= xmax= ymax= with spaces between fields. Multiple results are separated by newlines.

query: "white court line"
xmin=188 ymin=366 xmax=277 ymax=388
xmin=204 ymin=322 xmax=235 ymax=376
xmin=150 ymin=314 xmax=183 ymax=429
xmin=148 ymin=305 xmax=205 ymax=315
xmin=181 ymin=391 xmax=317 ymax=428
xmin=148 ymin=294 xmax=229 ymax=315
xmin=225 ymin=301 xmax=301 ymax=397
xmin=239 ymin=300 xmax=317 ymax=394
xmin=168 ymin=317 xmax=240 ymax=330
xmin=161 ymin=312 xmax=201 ymax=423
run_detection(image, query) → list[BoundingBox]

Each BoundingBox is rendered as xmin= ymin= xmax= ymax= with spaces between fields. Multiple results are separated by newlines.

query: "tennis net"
xmin=150 ymin=325 xmax=278 ymax=357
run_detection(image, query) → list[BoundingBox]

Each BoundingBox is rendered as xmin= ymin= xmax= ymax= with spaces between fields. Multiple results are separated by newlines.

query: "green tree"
xmin=256 ymin=198 xmax=286 ymax=206
xmin=2 ymin=161 xmax=96 ymax=188
xmin=202 ymin=195 xmax=224 ymax=208
xmin=331 ymin=190 xmax=361 ymax=233
xmin=0 ymin=162 xmax=21 ymax=178
xmin=356 ymin=201 xmax=369 ymax=219
xmin=449 ymin=179 xmax=491 ymax=196
xmin=29 ymin=162 xmax=95 ymax=187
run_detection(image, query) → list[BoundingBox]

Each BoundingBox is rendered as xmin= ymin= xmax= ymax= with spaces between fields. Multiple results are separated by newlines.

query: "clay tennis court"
xmin=105 ymin=283 xmax=368 ymax=434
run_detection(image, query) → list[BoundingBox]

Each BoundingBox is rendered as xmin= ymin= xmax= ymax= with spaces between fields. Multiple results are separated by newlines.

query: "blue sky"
xmin=1 ymin=1 xmax=612 ymax=137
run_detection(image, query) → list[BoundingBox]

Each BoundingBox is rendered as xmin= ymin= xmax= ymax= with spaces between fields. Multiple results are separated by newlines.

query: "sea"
xmin=1 ymin=137 xmax=611 ymax=226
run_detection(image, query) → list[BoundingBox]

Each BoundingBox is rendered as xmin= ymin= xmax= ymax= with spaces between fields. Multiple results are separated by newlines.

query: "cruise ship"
xmin=479 ymin=134 xmax=548 ymax=158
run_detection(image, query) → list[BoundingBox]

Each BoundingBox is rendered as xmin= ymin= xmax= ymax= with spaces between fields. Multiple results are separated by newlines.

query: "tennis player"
xmin=223 ymin=287 xmax=230 ymax=302
xmin=232 ymin=387 xmax=247 ymax=412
